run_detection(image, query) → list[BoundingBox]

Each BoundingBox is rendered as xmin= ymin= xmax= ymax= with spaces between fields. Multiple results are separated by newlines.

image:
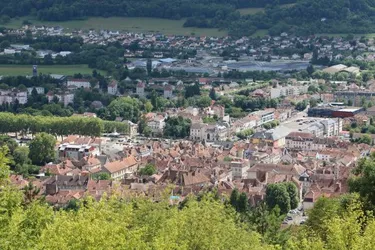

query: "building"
xmin=251 ymin=126 xmax=291 ymax=148
xmin=102 ymin=156 xmax=138 ymax=180
xmin=285 ymin=132 xmax=327 ymax=151
xmin=27 ymin=87 xmax=45 ymax=95
xmin=136 ymin=82 xmax=146 ymax=98
xmin=15 ymin=91 xmax=28 ymax=104
xmin=281 ymin=117 xmax=342 ymax=137
xmin=47 ymin=91 xmax=75 ymax=107
xmin=334 ymin=91 xmax=375 ymax=106
xmin=108 ymin=80 xmax=118 ymax=95
xmin=45 ymin=175 xmax=89 ymax=195
xmin=125 ymin=120 xmax=138 ymax=137
xmin=189 ymin=123 xmax=228 ymax=141
xmin=270 ymin=85 xmax=308 ymax=98
xmin=147 ymin=115 xmax=166 ymax=136
xmin=231 ymin=160 xmax=249 ymax=179
xmin=164 ymin=85 xmax=173 ymax=99
xmin=58 ymin=136 xmax=101 ymax=160
xmin=249 ymin=109 xmax=275 ymax=126
xmin=308 ymin=105 xmax=363 ymax=118
xmin=67 ymin=79 xmax=91 ymax=88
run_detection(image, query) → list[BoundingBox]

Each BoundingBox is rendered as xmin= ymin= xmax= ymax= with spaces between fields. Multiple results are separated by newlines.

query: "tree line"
xmin=0 ymin=112 xmax=129 ymax=137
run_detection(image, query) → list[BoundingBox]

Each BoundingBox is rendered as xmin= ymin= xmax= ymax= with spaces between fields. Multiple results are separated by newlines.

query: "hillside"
xmin=1 ymin=0 xmax=375 ymax=36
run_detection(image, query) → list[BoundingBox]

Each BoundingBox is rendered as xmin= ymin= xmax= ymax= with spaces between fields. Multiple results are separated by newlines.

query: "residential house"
xmin=108 ymin=80 xmax=118 ymax=95
xmin=164 ymin=85 xmax=173 ymax=99
xmin=136 ymin=82 xmax=146 ymax=98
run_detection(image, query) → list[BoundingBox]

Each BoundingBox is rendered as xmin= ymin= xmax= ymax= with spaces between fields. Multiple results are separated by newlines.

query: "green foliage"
xmin=163 ymin=116 xmax=191 ymax=139
xmin=236 ymin=128 xmax=254 ymax=139
xmin=0 ymin=112 xmax=127 ymax=137
xmin=184 ymin=83 xmax=200 ymax=98
xmin=209 ymin=87 xmax=217 ymax=101
xmin=295 ymin=100 xmax=308 ymax=111
xmin=28 ymin=133 xmax=56 ymax=166
xmin=349 ymin=156 xmax=375 ymax=209
xmin=265 ymin=183 xmax=291 ymax=215
xmin=107 ymin=97 xmax=141 ymax=122
xmin=91 ymin=172 xmax=111 ymax=180
xmin=284 ymin=182 xmax=299 ymax=210
xmin=224 ymin=156 xmax=232 ymax=162
xmin=139 ymin=164 xmax=157 ymax=176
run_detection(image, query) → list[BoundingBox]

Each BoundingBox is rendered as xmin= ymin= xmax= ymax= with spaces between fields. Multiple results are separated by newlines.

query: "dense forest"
xmin=2 ymin=0 xmax=375 ymax=36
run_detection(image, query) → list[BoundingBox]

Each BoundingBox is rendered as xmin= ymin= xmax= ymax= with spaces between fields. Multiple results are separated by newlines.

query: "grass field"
xmin=238 ymin=8 xmax=264 ymax=15
xmin=238 ymin=4 xmax=295 ymax=16
xmin=251 ymin=29 xmax=269 ymax=37
xmin=0 ymin=64 xmax=104 ymax=76
xmin=5 ymin=17 xmax=227 ymax=37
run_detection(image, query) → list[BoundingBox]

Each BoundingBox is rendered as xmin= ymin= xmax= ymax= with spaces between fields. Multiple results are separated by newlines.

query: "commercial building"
xmin=308 ymin=105 xmax=363 ymax=118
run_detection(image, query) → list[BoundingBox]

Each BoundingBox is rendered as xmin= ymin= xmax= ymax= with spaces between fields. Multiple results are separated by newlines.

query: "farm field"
xmin=0 ymin=64 xmax=103 ymax=76
xmin=5 ymin=17 xmax=227 ymax=37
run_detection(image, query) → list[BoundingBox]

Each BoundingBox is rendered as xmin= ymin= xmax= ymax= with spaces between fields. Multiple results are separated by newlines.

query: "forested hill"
xmin=2 ymin=0 xmax=375 ymax=36
xmin=0 ymin=0 xmax=296 ymax=20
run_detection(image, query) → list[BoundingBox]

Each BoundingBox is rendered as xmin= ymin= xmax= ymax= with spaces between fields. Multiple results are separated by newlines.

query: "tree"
xmin=146 ymin=59 xmax=152 ymax=75
xmin=144 ymin=101 xmax=153 ymax=113
xmin=284 ymin=182 xmax=299 ymax=209
xmin=237 ymin=192 xmax=249 ymax=213
xmin=306 ymin=64 xmax=315 ymax=75
xmin=163 ymin=116 xmax=191 ymax=138
xmin=22 ymin=182 xmax=40 ymax=205
xmin=209 ymin=87 xmax=217 ymax=101
xmin=28 ymin=133 xmax=56 ymax=165
xmin=230 ymin=188 xmax=240 ymax=210
xmin=349 ymin=156 xmax=375 ymax=209
xmin=265 ymin=183 xmax=291 ymax=214
xmin=91 ymin=172 xmax=111 ymax=180
xmin=139 ymin=164 xmax=157 ymax=176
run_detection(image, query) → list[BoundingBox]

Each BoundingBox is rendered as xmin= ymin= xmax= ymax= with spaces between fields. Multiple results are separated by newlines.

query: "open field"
xmin=5 ymin=17 xmax=227 ymax=37
xmin=251 ymin=29 xmax=269 ymax=37
xmin=238 ymin=8 xmax=264 ymax=15
xmin=0 ymin=64 xmax=104 ymax=76
xmin=238 ymin=4 xmax=295 ymax=16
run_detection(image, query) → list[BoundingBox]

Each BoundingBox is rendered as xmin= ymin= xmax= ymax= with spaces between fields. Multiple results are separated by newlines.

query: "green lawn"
xmin=238 ymin=8 xmax=264 ymax=16
xmin=0 ymin=64 xmax=103 ymax=76
xmin=5 ymin=17 xmax=227 ymax=37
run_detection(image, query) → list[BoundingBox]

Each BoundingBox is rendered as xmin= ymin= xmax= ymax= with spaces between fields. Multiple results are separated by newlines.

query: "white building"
xmin=15 ymin=91 xmax=28 ymax=104
xmin=67 ymin=79 xmax=90 ymax=88
xmin=164 ymin=85 xmax=173 ymax=99
xmin=147 ymin=115 xmax=166 ymax=136
xmin=47 ymin=92 xmax=74 ymax=107
xmin=136 ymin=82 xmax=145 ymax=98
xmin=27 ymin=87 xmax=45 ymax=95
xmin=108 ymin=80 xmax=118 ymax=95
xmin=249 ymin=109 xmax=275 ymax=127
xmin=190 ymin=123 xmax=228 ymax=141
xmin=270 ymin=85 xmax=309 ymax=98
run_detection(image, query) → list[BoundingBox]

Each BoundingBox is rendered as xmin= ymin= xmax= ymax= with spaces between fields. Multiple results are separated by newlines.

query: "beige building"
xmin=102 ymin=156 xmax=138 ymax=180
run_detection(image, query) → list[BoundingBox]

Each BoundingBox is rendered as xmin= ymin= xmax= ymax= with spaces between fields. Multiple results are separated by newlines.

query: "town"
xmin=2 ymin=22 xmax=375 ymax=247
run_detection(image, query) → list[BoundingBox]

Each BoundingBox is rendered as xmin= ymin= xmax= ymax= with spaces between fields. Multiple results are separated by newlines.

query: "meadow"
xmin=0 ymin=64 xmax=103 ymax=76
xmin=5 ymin=17 xmax=227 ymax=37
